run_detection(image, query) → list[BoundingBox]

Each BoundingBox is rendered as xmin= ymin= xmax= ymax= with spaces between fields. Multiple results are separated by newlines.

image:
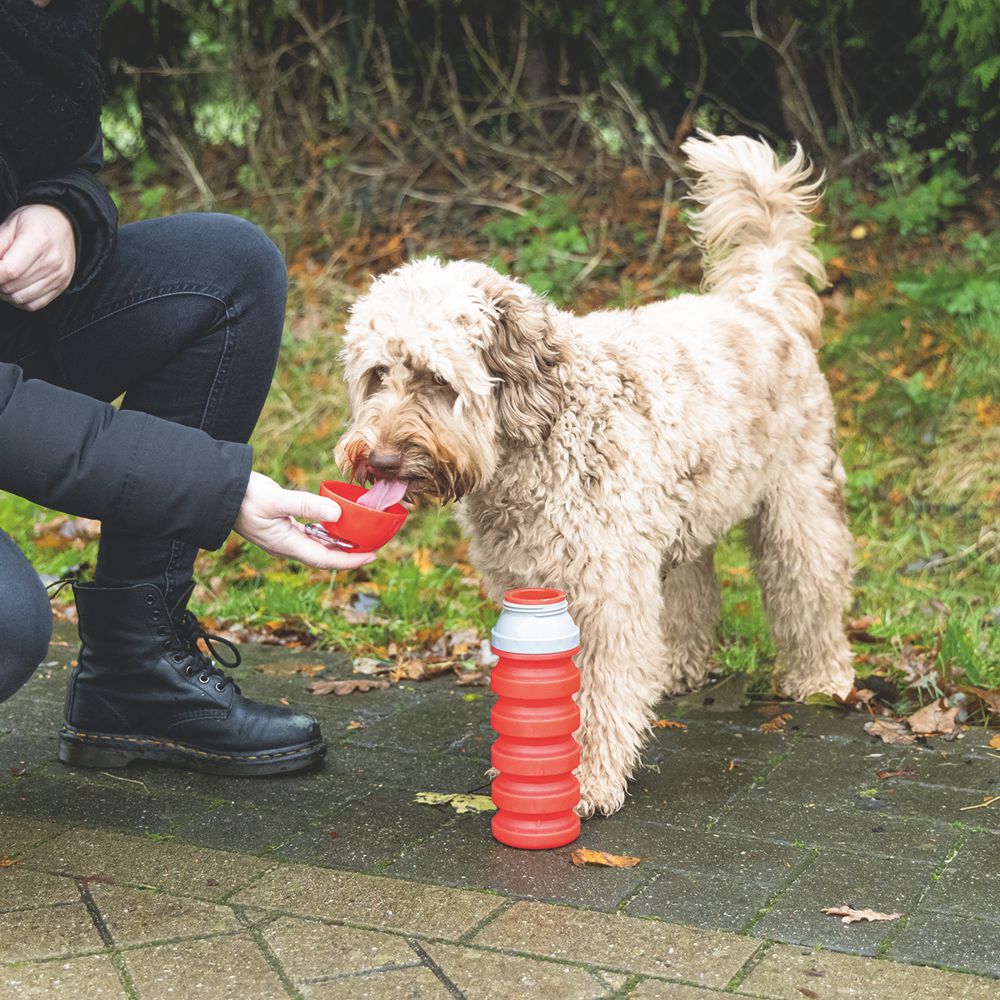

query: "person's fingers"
xmin=0 ymin=273 xmax=61 ymax=311
xmin=0 ymin=234 xmax=44 ymax=287
xmin=275 ymin=527 xmax=375 ymax=569
xmin=0 ymin=215 xmax=19 ymax=259
xmin=275 ymin=489 xmax=342 ymax=524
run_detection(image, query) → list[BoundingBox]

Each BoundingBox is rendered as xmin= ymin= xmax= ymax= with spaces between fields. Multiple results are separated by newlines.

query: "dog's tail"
xmin=681 ymin=130 xmax=827 ymax=347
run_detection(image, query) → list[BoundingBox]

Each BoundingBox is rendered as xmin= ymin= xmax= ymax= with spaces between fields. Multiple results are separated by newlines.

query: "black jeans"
xmin=0 ymin=213 xmax=286 ymax=699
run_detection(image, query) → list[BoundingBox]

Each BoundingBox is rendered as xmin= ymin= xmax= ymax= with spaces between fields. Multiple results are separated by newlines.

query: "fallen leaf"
xmin=414 ymin=792 xmax=496 ymax=814
xmin=0 ymin=858 xmax=15 ymax=868
xmin=876 ymin=768 xmax=917 ymax=780
xmin=570 ymin=848 xmax=641 ymax=869
xmin=652 ymin=719 xmax=687 ymax=730
xmin=307 ymin=678 xmax=390 ymax=696
xmin=352 ymin=657 xmax=392 ymax=676
xmin=990 ymin=734 xmax=1000 ymax=750
xmin=821 ymin=905 xmax=902 ymax=924
xmin=346 ymin=720 xmax=363 ymax=730
xmin=906 ymin=698 xmax=960 ymax=736
xmin=760 ymin=713 xmax=793 ymax=733
xmin=796 ymin=989 xmax=820 ymax=999
xmin=340 ymin=606 xmax=389 ymax=626
xmin=328 ymin=830 xmax=340 ymax=840
xmin=278 ymin=697 xmax=290 ymax=706
xmin=390 ymin=659 xmax=454 ymax=683
xmin=865 ymin=718 xmax=917 ymax=745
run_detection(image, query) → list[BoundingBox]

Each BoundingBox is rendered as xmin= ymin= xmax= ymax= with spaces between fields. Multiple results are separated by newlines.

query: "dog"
xmin=335 ymin=132 xmax=854 ymax=817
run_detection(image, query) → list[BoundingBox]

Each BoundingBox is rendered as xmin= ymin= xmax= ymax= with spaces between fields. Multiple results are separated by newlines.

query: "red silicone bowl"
xmin=319 ymin=480 xmax=408 ymax=551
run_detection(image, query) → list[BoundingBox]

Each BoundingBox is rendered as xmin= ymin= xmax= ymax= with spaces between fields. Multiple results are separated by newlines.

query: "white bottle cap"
xmin=491 ymin=588 xmax=580 ymax=655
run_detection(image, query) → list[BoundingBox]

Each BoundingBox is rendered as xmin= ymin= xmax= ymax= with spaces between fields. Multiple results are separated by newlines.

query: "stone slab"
xmin=22 ymin=827 xmax=276 ymax=900
xmin=421 ymin=940 xmax=609 ymax=999
xmin=232 ymin=863 xmax=503 ymax=939
xmin=919 ymin=832 xmax=1000 ymax=923
xmin=751 ymin=853 xmax=936 ymax=955
xmin=887 ymin=911 xmax=1000 ymax=978
xmin=0 ymin=902 xmax=104 ymax=962
xmin=0 ymin=866 xmax=80 ymax=911
xmin=0 ymin=954 xmax=127 ymax=999
xmin=737 ymin=943 xmax=999 ymax=999
xmin=300 ymin=966 xmax=452 ymax=999
xmin=263 ymin=914 xmax=420 ymax=981
xmin=123 ymin=934 xmax=289 ymax=1000
xmin=89 ymin=882 xmax=240 ymax=945
xmin=473 ymin=900 xmax=761 ymax=987
xmin=387 ymin=815 xmax=647 ymax=911
xmin=630 ymin=981 xmax=731 ymax=998
xmin=0 ymin=814 xmax=65 ymax=857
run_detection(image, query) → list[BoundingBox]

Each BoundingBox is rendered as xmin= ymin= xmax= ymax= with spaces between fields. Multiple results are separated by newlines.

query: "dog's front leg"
xmin=571 ymin=560 xmax=668 ymax=818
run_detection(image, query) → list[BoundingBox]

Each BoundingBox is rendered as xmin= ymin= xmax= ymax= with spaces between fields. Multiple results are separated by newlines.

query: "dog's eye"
xmin=373 ymin=366 xmax=389 ymax=382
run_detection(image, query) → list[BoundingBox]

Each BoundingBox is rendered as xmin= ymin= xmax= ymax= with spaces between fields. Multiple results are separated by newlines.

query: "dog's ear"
xmin=475 ymin=270 xmax=565 ymax=446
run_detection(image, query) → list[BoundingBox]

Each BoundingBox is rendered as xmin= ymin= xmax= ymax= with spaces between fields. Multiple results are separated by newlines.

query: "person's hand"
xmin=234 ymin=472 xmax=377 ymax=570
xmin=0 ymin=204 xmax=77 ymax=312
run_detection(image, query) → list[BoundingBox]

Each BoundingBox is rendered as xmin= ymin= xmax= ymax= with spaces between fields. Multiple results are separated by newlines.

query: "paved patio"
xmin=1 ymin=622 xmax=998 ymax=998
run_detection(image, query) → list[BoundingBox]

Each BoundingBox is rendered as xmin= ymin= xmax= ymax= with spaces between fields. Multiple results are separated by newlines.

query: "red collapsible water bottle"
xmin=490 ymin=588 xmax=581 ymax=849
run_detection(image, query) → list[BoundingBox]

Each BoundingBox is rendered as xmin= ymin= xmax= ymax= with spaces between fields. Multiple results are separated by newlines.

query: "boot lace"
xmin=162 ymin=613 xmax=242 ymax=693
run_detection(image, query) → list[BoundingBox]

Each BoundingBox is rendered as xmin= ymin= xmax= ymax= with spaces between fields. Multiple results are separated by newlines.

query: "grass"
xmin=3 ymin=188 xmax=998 ymax=698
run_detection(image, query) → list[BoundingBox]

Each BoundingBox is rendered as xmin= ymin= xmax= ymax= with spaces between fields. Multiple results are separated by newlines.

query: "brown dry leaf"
xmin=258 ymin=659 xmax=327 ymax=678
xmin=989 ymin=734 xmax=1000 ymax=750
xmin=865 ymin=718 xmax=918 ymax=745
xmin=453 ymin=663 xmax=490 ymax=686
xmin=346 ymin=720 xmax=363 ymax=730
xmin=846 ymin=616 xmax=880 ymax=643
xmin=964 ymin=687 xmax=1000 ymax=717
xmin=652 ymin=719 xmax=687 ymax=730
xmin=340 ymin=606 xmax=389 ymax=626
xmin=796 ymin=989 xmax=820 ymax=999
xmin=390 ymin=659 xmax=454 ymax=683
xmin=821 ymin=905 xmax=902 ymax=924
xmin=307 ymin=678 xmax=390 ymax=696
xmin=760 ymin=713 xmax=793 ymax=733
xmin=570 ymin=848 xmax=641 ymax=869
xmin=0 ymin=857 xmax=15 ymax=869
xmin=876 ymin=768 xmax=917 ymax=780
xmin=906 ymin=698 xmax=961 ymax=736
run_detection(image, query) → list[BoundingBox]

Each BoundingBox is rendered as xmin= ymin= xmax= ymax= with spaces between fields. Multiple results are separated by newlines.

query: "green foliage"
xmin=482 ymin=197 xmax=593 ymax=304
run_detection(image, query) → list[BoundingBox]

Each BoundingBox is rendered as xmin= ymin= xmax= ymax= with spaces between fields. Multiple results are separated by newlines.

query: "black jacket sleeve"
xmin=0 ymin=362 xmax=252 ymax=551
xmin=16 ymin=131 xmax=118 ymax=293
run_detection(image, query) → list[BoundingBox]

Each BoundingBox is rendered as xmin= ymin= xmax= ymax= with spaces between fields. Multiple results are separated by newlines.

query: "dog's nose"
xmin=369 ymin=449 xmax=403 ymax=475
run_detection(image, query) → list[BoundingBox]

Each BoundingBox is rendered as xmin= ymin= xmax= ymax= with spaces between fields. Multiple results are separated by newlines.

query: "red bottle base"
xmin=492 ymin=810 xmax=581 ymax=850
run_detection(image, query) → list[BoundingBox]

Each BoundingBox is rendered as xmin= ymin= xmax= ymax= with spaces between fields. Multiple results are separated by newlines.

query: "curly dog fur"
xmin=336 ymin=132 xmax=854 ymax=816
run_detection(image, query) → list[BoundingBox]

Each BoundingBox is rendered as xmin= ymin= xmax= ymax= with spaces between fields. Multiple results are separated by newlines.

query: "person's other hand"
xmin=234 ymin=472 xmax=377 ymax=570
xmin=0 ymin=204 xmax=77 ymax=312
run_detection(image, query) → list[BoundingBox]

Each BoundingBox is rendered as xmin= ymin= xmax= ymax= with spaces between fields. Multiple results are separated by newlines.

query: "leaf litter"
xmin=821 ymin=906 xmax=903 ymax=924
xmin=414 ymin=792 xmax=495 ymax=814
xmin=570 ymin=848 xmax=641 ymax=869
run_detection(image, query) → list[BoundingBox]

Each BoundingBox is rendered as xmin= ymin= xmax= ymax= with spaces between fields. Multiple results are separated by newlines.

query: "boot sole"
xmin=58 ymin=727 xmax=326 ymax=777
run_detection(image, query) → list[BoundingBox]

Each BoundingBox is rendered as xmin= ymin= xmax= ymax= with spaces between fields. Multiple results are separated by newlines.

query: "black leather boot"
xmin=59 ymin=582 xmax=326 ymax=776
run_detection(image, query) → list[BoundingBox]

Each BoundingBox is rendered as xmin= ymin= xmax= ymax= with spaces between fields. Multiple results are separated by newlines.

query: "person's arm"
xmin=0 ymin=362 xmax=376 ymax=569
xmin=16 ymin=130 xmax=117 ymax=294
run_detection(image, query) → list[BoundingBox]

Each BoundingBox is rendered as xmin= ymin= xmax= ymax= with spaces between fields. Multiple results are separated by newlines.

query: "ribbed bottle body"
xmin=490 ymin=589 xmax=581 ymax=849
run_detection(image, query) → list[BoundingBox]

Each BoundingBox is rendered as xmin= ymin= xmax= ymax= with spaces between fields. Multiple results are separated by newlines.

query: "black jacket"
xmin=0 ymin=134 xmax=254 ymax=552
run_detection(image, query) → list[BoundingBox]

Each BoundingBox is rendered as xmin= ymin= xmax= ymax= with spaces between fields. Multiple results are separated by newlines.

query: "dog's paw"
xmin=575 ymin=771 xmax=627 ymax=818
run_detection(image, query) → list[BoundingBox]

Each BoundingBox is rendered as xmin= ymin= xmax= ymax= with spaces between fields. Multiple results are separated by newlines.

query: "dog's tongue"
xmin=359 ymin=478 xmax=408 ymax=511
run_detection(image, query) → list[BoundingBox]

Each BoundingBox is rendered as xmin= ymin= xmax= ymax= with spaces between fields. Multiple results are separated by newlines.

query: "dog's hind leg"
xmin=571 ymin=555 xmax=669 ymax=818
xmin=746 ymin=457 xmax=854 ymax=700
xmin=659 ymin=546 xmax=720 ymax=695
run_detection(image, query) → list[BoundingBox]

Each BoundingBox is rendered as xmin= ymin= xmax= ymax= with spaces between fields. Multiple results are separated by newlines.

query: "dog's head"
xmin=335 ymin=258 xmax=565 ymax=503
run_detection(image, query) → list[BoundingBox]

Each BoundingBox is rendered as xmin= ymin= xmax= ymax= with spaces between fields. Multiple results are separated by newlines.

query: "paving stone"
xmin=299 ymin=967 xmax=452 ymax=999
xmin=716 ymin=796 xmax=958 ymax=862
xmin=0 ymin=954 xmax=127 ymax=999
xmin=421 ymin=940 xmax=609 ymax=999
xmin=629 ymin=981 xmax=730 ymax=998
xmin=352 ymin=692 xmax=494 ymax=755
xmin=330 ymin=744 xmax=493 ymax=796
xmin=90 ymin=883 xmax=240 ymax=945
xmin=0 ymin=772 xmax=198 ymax=838
xmin=0 ymin=902 xmax=104 ymax=962
xmin=644 ymin=718 xmax=788 ymax=765
xmin=123 ymin=934 xmax=288 ymax=999
xmin=0 ymin=813 xmax=66 ymax=856
xmin=263 ymin=914 xmax=419 ymax=981
xmin=232 ymin=863 xmax=503 ymax=938
xmin=274 ymin=784 xmax=454 ymax=872
xmin=887 ymin=910 xmax=1000 ymax=978
xmin=920 ymin=832 xmax=1000 ymax=922
xmin=473 ymin=900 xmax=760 ymax=986
xmin=624 ymin=869 xmax=771 ymax=931
xmin=737 ymin=943 xmax=999 ymax=999
xmin=0 ymin=866 xmax=80 ymax=910
xmin=581 ymin=818 xmax=809 ymax=888
xmin=873 ymin=748 xmax=1000 ymax=794
xmin=23 ymin=827 xmax=276 ymax=900
xmin=751 ymin=853 xmax=937 ymax=956
xmin=608 ymin=750 xmax=762 ymax=829
xmin=171 ymin=803 xmax=332 ymax=855
xmin=875 ymin=781 xmax=1000 ymax=830
xmin=387 ymin=815 xmax=647 ymax=911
